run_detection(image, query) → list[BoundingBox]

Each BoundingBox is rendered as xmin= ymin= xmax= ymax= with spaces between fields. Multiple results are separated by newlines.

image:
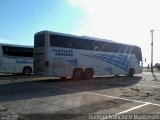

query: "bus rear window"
xmin=34 ymin=34 xmax=45 ymax=48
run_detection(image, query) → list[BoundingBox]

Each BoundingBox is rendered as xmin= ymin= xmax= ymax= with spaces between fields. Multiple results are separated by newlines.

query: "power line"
xmin=0 ymin=24 xmax=33 ymax=38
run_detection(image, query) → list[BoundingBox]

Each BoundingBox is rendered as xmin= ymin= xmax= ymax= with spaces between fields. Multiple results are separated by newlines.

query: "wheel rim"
xmin=73 ymin=70 xmax=82 ymax=80
xmin=24 ymin=68 xmax=31 ymax=75
xmin=85 ymin=69 xmax=93 ymax=79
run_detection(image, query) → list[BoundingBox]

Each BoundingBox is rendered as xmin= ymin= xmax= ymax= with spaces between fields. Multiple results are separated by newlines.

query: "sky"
xmin=0 ymin=0 xmax=160 ymax=66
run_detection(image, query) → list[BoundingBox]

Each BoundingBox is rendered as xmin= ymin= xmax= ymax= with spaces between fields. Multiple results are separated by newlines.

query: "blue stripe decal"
xmin=104 ymin=67 xmax=113 ymax=74
xmin=66 ymin=58 xmax=78 ymax=67
xmin=80 ymin=54 xmax=128 ymax=71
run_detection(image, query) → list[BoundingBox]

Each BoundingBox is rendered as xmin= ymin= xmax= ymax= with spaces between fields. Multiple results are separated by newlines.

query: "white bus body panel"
xmin=35 ymin=47 xmax=141 ymax=77
xmin=0 ymin=55 xmax=33 ymax=74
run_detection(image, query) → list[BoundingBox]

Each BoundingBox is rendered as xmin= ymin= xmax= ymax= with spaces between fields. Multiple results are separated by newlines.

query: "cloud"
xmin=67 ymin=0 xmax=160 ymax=64
xmin=67 ymin=0 xmax=85 ymax=6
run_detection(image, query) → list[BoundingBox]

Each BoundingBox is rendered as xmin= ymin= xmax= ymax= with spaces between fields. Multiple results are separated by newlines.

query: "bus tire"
xmin=73 ymin=68 xmax=83 ymax=80
xmin=13 ymin=73 xmax=17 ymax=76
xmin=61 ymin=77 xmax=66 ymax=80
xmin=84 ymin=68 xmax=94 ymax=79
xmin=23 ymin=66 xmax=32 ymax=75
xmin=128 ymin=68 xmax=134 ymax=77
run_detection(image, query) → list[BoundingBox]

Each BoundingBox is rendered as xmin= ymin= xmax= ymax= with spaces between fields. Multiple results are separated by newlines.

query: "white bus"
xmin=0 ymin=43 xmax=33 ymax=75
xmin=34 ymin=31 xmax=142 ymax=79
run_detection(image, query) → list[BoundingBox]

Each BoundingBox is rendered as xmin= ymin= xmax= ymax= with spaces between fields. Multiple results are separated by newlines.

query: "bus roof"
xmin=0 ymin=43 xmax=33 ymax=48
xmin=35 ymin=30 xmax=140 ymax=48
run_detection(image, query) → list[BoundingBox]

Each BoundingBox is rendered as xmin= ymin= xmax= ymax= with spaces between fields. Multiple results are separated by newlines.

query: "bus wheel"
xmin=13 ymin=73 xmax=17 ymax=76
xmin=23 ymin=67 xmax=32 ymax=75
xmin=114 ymin=75 xmax=119 ymax=78
xmin=61 ymin=77 xmax=66 ymax=80
xmin=73 ymin=68 xmax=83 ymax=80
xmin=128 ymin=68 xmax=134 ymax=77
xmin=84 ymin=68 xmax=94 ymax=79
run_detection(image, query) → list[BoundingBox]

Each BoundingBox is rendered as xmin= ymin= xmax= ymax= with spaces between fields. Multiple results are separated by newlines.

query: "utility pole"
xmin=150 ymin=30 xmax=154 ymax=72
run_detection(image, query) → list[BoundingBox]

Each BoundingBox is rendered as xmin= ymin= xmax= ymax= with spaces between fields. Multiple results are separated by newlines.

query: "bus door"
xmin=34 ymin=49 xmax=45 ymax=74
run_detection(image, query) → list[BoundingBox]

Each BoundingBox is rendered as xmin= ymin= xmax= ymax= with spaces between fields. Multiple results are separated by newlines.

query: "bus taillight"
xmin=45 ymin=61 xmax=49 ymax=67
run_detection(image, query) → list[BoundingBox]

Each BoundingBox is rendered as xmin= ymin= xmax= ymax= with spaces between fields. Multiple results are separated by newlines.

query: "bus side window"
xmin=2 ymin=46 xmax=33 ymax=57
xmin=68 ymin=43 xmax=72 ymax=48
